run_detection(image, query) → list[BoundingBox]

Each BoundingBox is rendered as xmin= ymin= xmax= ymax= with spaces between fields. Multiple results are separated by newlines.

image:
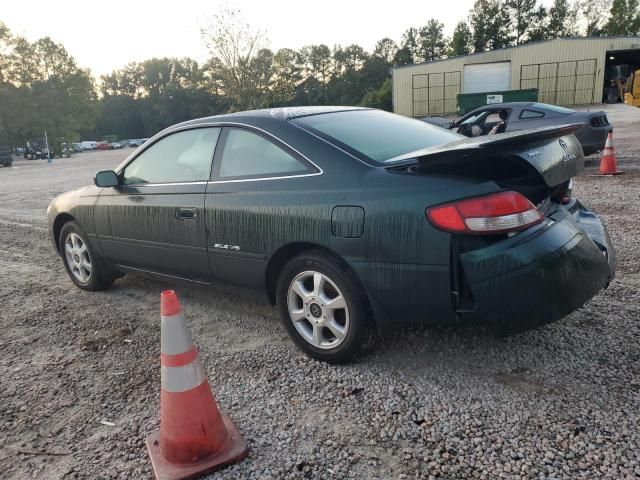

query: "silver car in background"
xmin=423 ymin=102 xmax=612 ymax=156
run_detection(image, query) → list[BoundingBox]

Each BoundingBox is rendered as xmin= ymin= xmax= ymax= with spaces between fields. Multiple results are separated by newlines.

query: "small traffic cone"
xmin=596 ymin=132 xmax=624 ymax=176
xmin=146 ymin=290 xmax=248 ymax=480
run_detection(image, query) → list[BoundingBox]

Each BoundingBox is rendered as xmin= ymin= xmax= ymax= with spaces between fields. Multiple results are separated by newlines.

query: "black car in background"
xmin=47 ymin=107 xmax=616 ymax=362
xmin=423 ymin=102 xmax=612 ymax=156
xmin=0 ymin=145 xmax=12 ymax=167
xmin=23 ymin=141 xmax=54 ymax=160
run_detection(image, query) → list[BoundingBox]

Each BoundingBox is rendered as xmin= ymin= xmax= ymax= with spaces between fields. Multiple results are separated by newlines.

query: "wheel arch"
xmin=265 ymin=242 xmax=372 ymax=316
xmin=52 ymin=213 xmax=76 ymax=254
xmin=266 ymin=242 xmax=327 ymax=304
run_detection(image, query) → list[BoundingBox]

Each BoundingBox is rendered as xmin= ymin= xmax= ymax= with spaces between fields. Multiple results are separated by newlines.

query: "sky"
xmin=1 ymin=0 xmax=485 ymax=76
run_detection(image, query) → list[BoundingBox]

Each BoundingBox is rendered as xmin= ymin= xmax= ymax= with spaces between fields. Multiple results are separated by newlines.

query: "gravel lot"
xmin=1 ymin=105 xmax=639 ymax=480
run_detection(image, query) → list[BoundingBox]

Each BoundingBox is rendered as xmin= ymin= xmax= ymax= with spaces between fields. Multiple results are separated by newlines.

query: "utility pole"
xmin=44 ymin=131 xmax=51 ymax=163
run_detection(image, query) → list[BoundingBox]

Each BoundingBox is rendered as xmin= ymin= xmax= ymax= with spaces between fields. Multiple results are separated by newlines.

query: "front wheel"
xmin=59 ymin=221 xmax=115 ymax=291
xmin=276 ymin=251 xmax=375 ymax=363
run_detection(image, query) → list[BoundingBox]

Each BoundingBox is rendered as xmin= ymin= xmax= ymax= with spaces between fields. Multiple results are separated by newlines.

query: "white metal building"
xmin=392 ymin=37 xmax=640 ymax=117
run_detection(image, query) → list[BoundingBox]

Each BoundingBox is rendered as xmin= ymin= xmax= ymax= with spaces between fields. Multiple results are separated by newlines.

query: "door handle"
xmin=176 ymin=207 xmax=197 ymax=220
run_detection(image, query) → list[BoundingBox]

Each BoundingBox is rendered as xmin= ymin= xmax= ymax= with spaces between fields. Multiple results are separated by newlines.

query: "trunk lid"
xmin=390 ymin=124 xmax=584 ymax=206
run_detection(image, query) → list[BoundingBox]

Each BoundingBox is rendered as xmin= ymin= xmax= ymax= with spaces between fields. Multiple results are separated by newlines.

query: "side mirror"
xmin=94 ymin=170 xmax=119 ymax=187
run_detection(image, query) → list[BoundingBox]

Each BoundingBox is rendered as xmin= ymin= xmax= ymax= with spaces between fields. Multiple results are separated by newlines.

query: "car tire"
xmin=59 ymin=221 xmax=115 ymax=291
xmin=276 ymin=251 xmax=376 ymax=363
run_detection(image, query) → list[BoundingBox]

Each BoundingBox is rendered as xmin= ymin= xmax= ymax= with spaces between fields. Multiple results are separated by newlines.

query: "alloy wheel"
xmin=287 ymin=270 xmax=350 ymax=349
xmin=64 ymin=232 xmax=92 ymax=284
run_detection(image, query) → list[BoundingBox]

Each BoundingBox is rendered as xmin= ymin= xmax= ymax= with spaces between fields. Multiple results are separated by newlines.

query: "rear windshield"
xmin=290 ymin=109 xmax=461 ymax=164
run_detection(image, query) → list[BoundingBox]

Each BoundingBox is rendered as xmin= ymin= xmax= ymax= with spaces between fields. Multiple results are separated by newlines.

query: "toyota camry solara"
xmin=48 ymin=107 xmax=616 ymax=362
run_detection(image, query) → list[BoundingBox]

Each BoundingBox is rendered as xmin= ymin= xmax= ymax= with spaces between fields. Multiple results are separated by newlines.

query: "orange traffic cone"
xmin=597 ymin=132 xmax=624 ymax=176
xmin=146 ymin=290 xmax=248 ymax=480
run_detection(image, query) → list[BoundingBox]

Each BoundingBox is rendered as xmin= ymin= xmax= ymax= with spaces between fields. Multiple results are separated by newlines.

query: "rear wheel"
xmin=59 ymin=221 xmax=115 ymax=291
xmin=276 ymin=251 xmax=375 ymax=363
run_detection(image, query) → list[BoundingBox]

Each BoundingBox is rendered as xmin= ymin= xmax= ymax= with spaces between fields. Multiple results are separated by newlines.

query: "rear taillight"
xmin=426 ymin=191 xmax=543 ymax=234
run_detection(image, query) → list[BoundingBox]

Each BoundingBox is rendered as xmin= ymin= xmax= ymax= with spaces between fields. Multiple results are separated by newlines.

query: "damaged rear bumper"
xmin=458 ymin=200 xmax=615 ymax=335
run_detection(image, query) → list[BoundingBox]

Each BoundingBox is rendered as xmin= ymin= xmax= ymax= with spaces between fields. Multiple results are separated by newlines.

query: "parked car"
xmin=96 ymin=142 xmax=113 ymax=151
xmin=111 ymin=142 xmax=124 ymax=149
xmin=0 ymin=145 xmax=12 ymax=167
xmin=47 ymin=107 xmax=616 ymax=363
xmin=23 ymin=142 xmax=54 ymax=160
xmin=422 ymin=102 xmax=612 ymax=156
xmin=129 ymin=139 xmax=139 ymax=148
xmin=80 ymin=141 xmax=98 ymax=150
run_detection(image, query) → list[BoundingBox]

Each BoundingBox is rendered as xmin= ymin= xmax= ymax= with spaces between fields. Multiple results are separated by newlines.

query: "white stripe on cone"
xmin=604 ymin=134 xmax=613 ymax=149
xmin=162 ymin=361 xmax=206 ymax=393
xmin=161 ymin=312 xmax=194 ymax=355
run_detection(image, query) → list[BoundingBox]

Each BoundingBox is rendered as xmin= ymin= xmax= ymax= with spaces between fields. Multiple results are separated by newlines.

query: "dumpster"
xmin=457 ymin=89 xmax=538 ymax=114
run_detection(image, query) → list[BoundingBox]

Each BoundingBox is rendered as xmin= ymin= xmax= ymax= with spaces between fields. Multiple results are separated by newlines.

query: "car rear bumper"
xmin=458 ymin=200 xmax=615 ymax=335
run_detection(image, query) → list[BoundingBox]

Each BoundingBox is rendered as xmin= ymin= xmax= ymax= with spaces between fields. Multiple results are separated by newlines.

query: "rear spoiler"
xmin=393 ymin=124 xmax=585 ymax=187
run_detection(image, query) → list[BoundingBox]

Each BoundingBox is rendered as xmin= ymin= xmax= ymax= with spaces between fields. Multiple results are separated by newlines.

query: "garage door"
xmin=463 ymin=62 xmax=511 ymax=93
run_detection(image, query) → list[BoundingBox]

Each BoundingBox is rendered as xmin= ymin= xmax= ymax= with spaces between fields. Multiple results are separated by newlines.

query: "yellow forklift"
xmin=623 ymin=69 xmax=640 ymax=107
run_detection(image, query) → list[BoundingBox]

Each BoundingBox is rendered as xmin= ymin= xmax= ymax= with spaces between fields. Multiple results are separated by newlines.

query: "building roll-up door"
xmin=463 ymin=62 xmax=511 ymax=93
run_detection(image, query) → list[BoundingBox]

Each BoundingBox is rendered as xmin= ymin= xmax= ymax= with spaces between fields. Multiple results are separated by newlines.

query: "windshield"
xmin=290 ymin=109 xmax=461 ymax=164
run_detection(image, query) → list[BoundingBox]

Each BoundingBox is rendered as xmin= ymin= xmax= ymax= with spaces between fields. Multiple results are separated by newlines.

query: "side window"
xmin=484 ymin=112 xmax=503 ymax=124
xmin=123 ymin=128 xmax=220 ymax=185
xmin=459 ymin=111 xmax=486 ymax=126
xmin=520 ymin=110 xmax=545 ymax=119
xmin=217 ymin=128 xmax=310 ymax=179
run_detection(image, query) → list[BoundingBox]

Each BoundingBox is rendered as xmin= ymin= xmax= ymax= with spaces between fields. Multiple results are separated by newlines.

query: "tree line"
xmin=0 ymin=0 xmax=639 ymax=149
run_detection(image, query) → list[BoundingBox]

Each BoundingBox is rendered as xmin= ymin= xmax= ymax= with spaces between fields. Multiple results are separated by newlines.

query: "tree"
xmin=400 ymin=27 xmax=421 ymax=63
xmin=470 ymin=0 xmax=513 ymax=51
xmin=359 ymin=78 xmax=392 ymax=111
xmin=342 ymin=44 xmax=368 ymax=71
xmin=270 ymin=48 xmax=303 ymax=106
xmin=450 ymin=21 xmax=473 ymax=56
xmin=96 ymin=57 xmax=230 ymax=137
xmin=251 ymin=48 xmax=275 ymax=107
xmin=505 ymin=0 xmax=538 ymax=44
xmin=101 ymin=62 xmax=145 ymax=98
xmin=527 ymin=5 xmax=551 ymax=42
xmin=604 ymin=0 xmax=640 ymax=35
xmin=580 ymin=0 xmax=612 ymax=35
xmin=0 ymin=21 xmax=12 ymax=83
xmin=373 ymin=38 xmax=398 ymax=63
xmin=0 ymin=23 xmax=15 ymax=145
xmin=418 ymin=19 xmax=449 ymax=61
xmin=0 ymin=29 xmax=96 ymax=150
xmin=548 ymin=0 xmax=579 ymax=37
xmin=200 ymin=5 xmax=268 ymax=110
xmin=303 ymin=44 xmax=332 ymax=82
xmin=393 ymin=46 xmax=414 ymax=66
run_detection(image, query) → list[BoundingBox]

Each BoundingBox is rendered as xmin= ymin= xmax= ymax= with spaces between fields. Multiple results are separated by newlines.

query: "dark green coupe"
xmin=48 ymin=107 xmax=616 ymax=362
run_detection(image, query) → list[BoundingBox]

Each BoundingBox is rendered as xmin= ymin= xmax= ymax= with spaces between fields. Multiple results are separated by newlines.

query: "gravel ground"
xmin=1 ymin=105 xmax=639 ymax=480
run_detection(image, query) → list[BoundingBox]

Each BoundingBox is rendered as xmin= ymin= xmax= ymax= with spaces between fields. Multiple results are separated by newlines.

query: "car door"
xmin=453 ymin=110 xmax=489 ymax=136
xmin=94 ymin=127 xmax=221 ymax=281
xmin=204 ymin=126 xmax=320 ymax=289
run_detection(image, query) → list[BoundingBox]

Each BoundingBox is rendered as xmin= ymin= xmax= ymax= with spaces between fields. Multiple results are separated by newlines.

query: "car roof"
xmin=179 ymin=106 xmax=368 ymax=127
xmin=470 ymin=101 xmax=579 ymax=111
xmin=471 ymin=102 xmax=535 ymax=110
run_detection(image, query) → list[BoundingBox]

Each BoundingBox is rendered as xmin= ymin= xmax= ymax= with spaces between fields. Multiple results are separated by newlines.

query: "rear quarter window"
xmin=520 ymin=110 xmax=545 ymax=119
xmin=215 ymin=128 xmax=310 ymax=179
